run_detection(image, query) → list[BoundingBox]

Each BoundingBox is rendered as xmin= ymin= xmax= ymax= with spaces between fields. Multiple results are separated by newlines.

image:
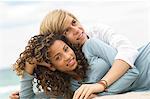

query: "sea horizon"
xmin=0 ymin=67 xmax=20 ymax=99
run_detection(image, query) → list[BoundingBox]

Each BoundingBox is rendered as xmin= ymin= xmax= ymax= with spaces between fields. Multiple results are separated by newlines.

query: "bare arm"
xmin=101 ymin=59 xmax=130 ymax=87
xmin=89 ymin=24 xmax=139 ymax=87
xmin=73 ymin=38 xmax=139 ymax=98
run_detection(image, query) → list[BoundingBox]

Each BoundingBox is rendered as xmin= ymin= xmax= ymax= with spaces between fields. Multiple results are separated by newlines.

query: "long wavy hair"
xmin=13 ymin=32 xmax=89 ymax=98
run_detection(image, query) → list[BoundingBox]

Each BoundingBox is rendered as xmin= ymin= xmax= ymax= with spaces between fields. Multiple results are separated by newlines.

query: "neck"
xmin=79 ymin=36 xmax=88 ymax=47
xmin=66 ymin=71 xmax=81 ymax=81
xmin=73 ymin=74 xmax=82 ymax=81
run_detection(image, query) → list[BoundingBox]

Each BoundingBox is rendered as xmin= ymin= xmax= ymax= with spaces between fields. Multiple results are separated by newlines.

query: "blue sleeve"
xmin=20 ymin=71 xmax=49 ymax=99
xmin=83 ymin=38 xmax=139 ymax=94
xmin=83 ymin=38 xmax=117 ymax=66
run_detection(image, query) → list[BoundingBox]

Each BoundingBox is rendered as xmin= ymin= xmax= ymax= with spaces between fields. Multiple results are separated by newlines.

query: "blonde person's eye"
xmin=72 ymin=19 xmax=77 ymax=26
xmin=63 ymin=28 xmax=69 ymax=35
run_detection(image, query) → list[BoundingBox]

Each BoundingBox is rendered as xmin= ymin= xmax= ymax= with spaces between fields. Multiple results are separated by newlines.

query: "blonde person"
xmin=14 ymin=33 xmax=150 ymax=99
xmin=10 ymin=9 xmax=139 ymax=99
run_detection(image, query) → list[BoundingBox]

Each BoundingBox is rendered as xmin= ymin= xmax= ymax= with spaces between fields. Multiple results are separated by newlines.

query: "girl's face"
xmin=62 ymin=16 xmax=88 ymax=46
xmin=48 ymin=40 xmax=78 ymax=73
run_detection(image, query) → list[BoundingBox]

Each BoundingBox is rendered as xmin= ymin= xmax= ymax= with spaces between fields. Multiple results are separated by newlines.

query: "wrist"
xmin=25 ymin=62 xmax=36 ymax=75
xmin=97 ymin=80 xmax=108 ymax=91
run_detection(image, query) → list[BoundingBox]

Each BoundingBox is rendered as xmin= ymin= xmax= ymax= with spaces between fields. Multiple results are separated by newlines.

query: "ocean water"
xmin=0 ymin=68 xmax=20 ymax=99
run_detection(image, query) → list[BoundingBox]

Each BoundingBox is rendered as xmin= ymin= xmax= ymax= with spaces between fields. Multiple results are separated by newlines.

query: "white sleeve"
xmin=86 ymin=24 xmax=139 ymax=67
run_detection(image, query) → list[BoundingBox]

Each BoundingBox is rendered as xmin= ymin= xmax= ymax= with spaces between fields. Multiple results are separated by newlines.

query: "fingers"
xmin=37 ymin=62 xmax=53 ymax=71
xmin=12 ymin=91 xmax=19 ymax=95
xmin=73 ymin=85 xmax=85 ymax=99
xmin=27 ymin=57 xmax=51 ymax=69
xmin=83 ymin=90 xmax=92 ymax=99
xmin=9 ymin=91 xmax=19 ymax=99
xmin=38 ymin=62 xmax=51 ymax=68
xmin=73 ymin=84 xmax=92 ymax=99
xmin=79 ymin=87 xmax=89 ymax=99
xmin=73 ymin=83 xmax=101 ymax=99
xmin=9 ymin=95 xmax=19 ymax=99
xmin=25 ymin=62 xmax=36 ymax=74
xmin=87 ymin=94 xmax=98 ymax=99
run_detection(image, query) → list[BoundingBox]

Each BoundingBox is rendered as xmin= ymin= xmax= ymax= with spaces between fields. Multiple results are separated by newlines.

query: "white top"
xmin=85 ymin=24 xmax=139 ymax=67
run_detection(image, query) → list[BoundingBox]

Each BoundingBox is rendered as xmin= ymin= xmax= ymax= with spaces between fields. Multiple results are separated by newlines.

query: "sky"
xmin=0 ymin=0 xmax=150 ymax=69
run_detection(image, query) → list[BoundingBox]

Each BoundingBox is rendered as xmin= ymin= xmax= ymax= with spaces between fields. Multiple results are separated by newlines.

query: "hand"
xmin=37 ymin=61 xmax=51 ymax=69
xmin=73 ymin=83 xmax=103 ymax=99
xmin=9 ymin=91 xmax=19 ymax=99
xmin=87 ymin=94 xmax=98 ymax=99
xmin=25 ymin=58 xmax=51 ymax=75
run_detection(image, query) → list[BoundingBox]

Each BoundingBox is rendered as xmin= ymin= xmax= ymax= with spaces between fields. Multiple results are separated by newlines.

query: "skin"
xmin=62 ymin=16 xmax=87 ymax=46
xmin=9 ymin=91 xmax=19 ymax=99
xmin=48 ymin=40 xmax=78 ymax=73
xmin=25 ymin=40 xmax=78 ymax=75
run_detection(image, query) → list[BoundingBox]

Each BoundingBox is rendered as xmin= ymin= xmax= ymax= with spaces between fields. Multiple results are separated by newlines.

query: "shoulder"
xmin=85 ymin=24 xmax=114 ymax=36
xmin=82 ymin=38 xmax=98 ymax=56
xmin=83 ymin=38 xmax=97 ymax=48
xmin=82 ymin=38 xmax=106 ymax=53
xmin=85 ymin=23 xmax=112 ymax=32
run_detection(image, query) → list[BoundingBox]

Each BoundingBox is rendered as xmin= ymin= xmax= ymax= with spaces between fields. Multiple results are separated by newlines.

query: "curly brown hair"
xmin=13 ymin=32 xmax=89 ymax=98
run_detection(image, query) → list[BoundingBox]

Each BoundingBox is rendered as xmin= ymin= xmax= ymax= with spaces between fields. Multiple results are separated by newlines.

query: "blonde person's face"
xmin=48 ymin=40 xmax=78 ymax=73
xmin=63 ymin=16 xmax=88 ymax=46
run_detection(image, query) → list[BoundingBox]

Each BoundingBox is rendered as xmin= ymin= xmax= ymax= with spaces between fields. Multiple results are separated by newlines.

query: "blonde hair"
xmin=40 ymin=9 xmax=78 ymax=34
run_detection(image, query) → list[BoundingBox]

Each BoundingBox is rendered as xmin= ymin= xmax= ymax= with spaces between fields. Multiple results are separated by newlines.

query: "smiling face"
xmin=62 ymin=16 xmax=88 ymax=46
xmin=48 ymin=40 xmax=78 ymax=73
xmin=40 ymin=9 xmax=88 ymax=46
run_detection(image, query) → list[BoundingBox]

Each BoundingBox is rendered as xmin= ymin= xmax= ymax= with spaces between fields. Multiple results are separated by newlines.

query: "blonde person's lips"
xmin=76 ymin=32 xmax=83 ymax=40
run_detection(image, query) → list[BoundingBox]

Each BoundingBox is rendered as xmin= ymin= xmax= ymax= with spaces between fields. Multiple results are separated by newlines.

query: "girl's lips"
xmin=67 ymin=58 xmax=76 ymax=66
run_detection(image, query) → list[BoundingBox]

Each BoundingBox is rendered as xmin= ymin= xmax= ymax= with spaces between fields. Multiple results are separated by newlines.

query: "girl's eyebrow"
xmin=53 ymin=53 xmax=60 ymax=59
xmin=51 ymin=44 xmax=66 ymax=58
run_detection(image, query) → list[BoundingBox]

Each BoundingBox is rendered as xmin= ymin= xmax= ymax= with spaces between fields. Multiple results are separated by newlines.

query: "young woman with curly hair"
xmin=13 ymin=33 xmax=89 ymax=99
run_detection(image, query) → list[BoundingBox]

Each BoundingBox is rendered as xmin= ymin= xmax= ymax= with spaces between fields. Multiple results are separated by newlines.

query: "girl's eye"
xmin=55 ymin=56 xmax=61 ymax=60
xmin=64 ymin=46 xmax=69 ymax=52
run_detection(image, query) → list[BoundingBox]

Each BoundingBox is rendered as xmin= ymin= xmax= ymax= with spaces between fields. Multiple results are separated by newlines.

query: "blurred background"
xmin=0 ymin=0 xmax=150 ymax=98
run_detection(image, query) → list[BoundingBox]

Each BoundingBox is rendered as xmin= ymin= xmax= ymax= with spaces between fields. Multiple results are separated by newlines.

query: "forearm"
xmin=101 ymin=59 xmax=130 ymax=87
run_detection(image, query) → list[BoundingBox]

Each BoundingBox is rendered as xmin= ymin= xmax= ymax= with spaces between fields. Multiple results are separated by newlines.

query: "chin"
xmin=71 ymin=64 xmax=77 ymax=71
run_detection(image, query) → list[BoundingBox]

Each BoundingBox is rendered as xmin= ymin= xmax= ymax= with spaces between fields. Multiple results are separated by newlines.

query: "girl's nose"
xmin=64 ymin=53 xmax=70 ymax=61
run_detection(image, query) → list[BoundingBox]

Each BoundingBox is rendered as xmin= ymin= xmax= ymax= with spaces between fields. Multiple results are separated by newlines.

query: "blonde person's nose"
xmin=73 ymin=30 xmax=80 ymax=35
xmin=70 ymin=26 xmax=80 ymax=35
